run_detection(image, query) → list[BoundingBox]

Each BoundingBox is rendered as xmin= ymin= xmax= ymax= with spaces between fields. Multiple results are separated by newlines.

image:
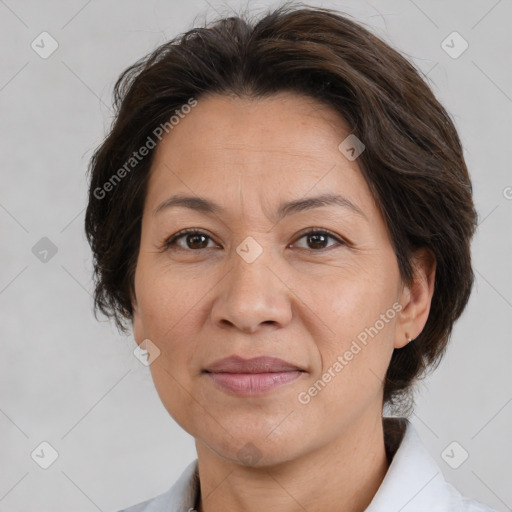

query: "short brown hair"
xmin=85 ymin=3 xmax=477 ymax=414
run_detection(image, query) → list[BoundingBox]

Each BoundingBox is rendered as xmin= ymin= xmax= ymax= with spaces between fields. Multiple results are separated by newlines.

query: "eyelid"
xmin=161 ymin=228 xmax=218 ymax=250
xmin=291 ymin=228 xmax=347 ymax=250
xmin=161 ymin=227 xmax=350 ymax=251
xmin=292 ymin=227 xmax=344 ymax=243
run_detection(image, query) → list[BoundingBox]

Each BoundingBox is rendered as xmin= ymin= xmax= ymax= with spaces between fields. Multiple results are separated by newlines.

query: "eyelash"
xmin=162 ymin=228 xmax=346 ymax=252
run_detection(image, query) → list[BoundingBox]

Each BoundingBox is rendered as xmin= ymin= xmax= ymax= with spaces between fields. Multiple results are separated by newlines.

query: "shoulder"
xmin=446 ymin=482 xmax=498 ymax=512
xmin=115 ymin=459 xmax=199 ymax=512
xmin=117 ymin=494 xmax=168 ymax=512
xmin=368 ymin=417 xmax=498 ymax=512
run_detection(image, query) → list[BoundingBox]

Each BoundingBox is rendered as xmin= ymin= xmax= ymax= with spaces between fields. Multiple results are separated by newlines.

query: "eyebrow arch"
xmin=153 ymin=192 xmax=366 ymax=221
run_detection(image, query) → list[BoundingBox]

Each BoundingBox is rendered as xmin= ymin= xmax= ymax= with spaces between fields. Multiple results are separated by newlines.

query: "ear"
xmin=394 ymin=247 xmax=436 ymax=349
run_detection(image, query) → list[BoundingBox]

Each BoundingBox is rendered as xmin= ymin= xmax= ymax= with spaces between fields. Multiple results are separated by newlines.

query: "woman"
xmin=85 ymin=4 xmax=496 ymax=512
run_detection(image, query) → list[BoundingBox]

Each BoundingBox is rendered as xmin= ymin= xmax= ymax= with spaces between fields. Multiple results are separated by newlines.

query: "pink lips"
xmin=203 ymin=356 xmax=305 ymax=396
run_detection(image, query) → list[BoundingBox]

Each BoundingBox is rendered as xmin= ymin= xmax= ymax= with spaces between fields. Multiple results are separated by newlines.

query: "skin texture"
xmin=132 ymin=92 xmax=436 ymax=512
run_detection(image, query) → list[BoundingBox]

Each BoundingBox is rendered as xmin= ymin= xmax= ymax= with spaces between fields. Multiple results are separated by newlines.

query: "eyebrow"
xmin=153 ymin=192 xmax=366 ymax=221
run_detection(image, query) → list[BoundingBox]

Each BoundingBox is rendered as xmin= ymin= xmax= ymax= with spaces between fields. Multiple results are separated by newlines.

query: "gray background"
xmin=1 ymin=0 xmax=511 ymax=511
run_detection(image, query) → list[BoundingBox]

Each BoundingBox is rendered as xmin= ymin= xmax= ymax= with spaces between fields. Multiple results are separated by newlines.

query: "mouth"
xmin=204 ymin=355 xmax=304 ymax=373
xmin=203 ymin=355 xmax=306 ymax=396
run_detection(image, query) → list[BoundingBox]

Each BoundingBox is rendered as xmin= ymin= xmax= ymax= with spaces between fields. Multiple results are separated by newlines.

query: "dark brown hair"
xmin=85 ymin=3 xmax=477 ymax=414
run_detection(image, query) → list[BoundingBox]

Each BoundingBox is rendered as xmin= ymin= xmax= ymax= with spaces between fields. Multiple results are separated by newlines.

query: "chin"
xmin=200 ymin=428 xmax=305 ymax=469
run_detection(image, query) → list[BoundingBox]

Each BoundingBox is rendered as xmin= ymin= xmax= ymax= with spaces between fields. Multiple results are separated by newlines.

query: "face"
xmin=132 ymin=92 xmax=431 ymax=466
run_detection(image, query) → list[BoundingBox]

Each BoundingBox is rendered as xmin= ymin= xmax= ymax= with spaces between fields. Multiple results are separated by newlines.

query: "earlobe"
xmin=394 ymin=248 xmax=436 ymax=349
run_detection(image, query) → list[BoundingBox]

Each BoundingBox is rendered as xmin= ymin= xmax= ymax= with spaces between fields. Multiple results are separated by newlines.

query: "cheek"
xmin=136 ymin=260 xmax=203 ymax=337
xmin=300 ymin=293 xmax=396 ymax=424
xmin=140 ymin=290 xmax=201 ymax=373
xmin=148 ymin=361 xmax=199 ymax=432
xmin=307 ymin=258 xmax=398 ymax=343
xmin=135 ymin=267 xmax=206 ymax=409
xmin=302 ymin=257 xmax=399 ymax=393
xmin=138 ymin=278 xmax=205 ymax=428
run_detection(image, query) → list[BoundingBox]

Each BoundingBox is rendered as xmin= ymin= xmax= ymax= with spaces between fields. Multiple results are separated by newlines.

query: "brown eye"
xmin=164 ymin=230 xmax=216 ymax=250
xmin=293 ymin=230 xmax=344 ymax=251
xmin=183 ymin=233 xmax=209 ymax=249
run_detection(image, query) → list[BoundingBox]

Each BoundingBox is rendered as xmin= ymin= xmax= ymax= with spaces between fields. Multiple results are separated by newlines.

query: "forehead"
xmin=144 ymin=92 xmax=376 ymax=221
xmin=154 ymin=91 xmax=353 ymax=160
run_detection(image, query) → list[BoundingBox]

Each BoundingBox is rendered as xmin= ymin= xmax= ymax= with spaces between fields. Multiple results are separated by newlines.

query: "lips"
xmin=203 ymin=356 xmax=305 ymax=396
xmin=203 ymin=355 xmax=304 ymax=374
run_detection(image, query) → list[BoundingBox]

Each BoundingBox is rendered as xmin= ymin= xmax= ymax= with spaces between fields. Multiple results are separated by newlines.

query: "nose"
xmin=209 ymin=244 xmax=293 ymax=334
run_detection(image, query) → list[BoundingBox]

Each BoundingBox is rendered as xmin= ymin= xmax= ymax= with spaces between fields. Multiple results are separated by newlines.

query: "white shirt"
xmin=117 ymin=417 xmax=496 ymax=512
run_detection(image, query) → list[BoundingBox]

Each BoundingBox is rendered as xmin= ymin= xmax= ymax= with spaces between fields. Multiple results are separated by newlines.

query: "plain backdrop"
xmin=0 ymin=0 xmax=511 ymax=511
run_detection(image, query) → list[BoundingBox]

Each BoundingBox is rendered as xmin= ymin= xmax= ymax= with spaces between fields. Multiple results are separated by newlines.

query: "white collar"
xmin=119 ymin=417 xmax=495 ymax=511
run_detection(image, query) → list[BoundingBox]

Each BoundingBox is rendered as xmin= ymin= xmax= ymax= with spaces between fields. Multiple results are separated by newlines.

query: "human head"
xmin=85 ymin=3 xmax=476 ymax=423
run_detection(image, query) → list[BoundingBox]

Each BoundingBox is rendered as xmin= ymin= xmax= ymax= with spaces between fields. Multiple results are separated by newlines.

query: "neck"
xmin=195 ymin=411 xmax=389 ymax=512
